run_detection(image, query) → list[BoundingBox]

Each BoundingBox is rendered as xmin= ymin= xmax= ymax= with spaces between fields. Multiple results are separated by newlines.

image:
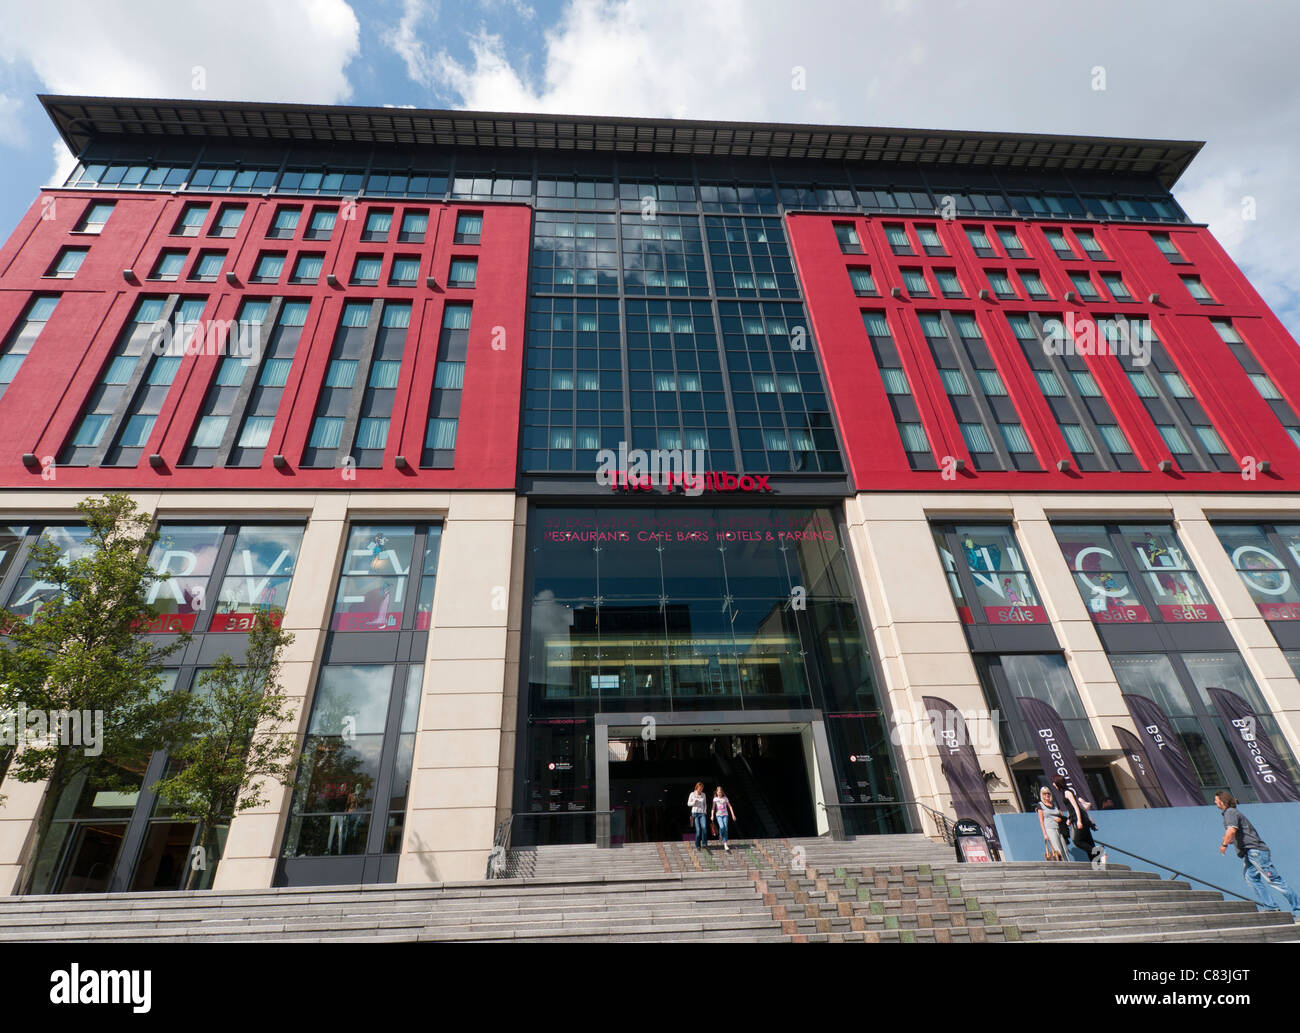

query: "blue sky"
xmin=2 ymin=0 xmax=1298 ymax=337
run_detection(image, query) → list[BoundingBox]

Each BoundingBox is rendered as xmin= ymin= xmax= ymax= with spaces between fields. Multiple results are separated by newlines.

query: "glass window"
xmin=270 ymin=206 xmax=301 ymax=237
xmin=999 ymin=422 xmax=1032 ymax=453
xmin=1182 ymin=276 xmax=1213 ymax=302
xmin=898 ymin=421 xmax=929 ymax=452
xmin=352 ymin=256 xmax=382 ymax=285
xmin=281 ymin=664 xmax=397 ymax=857
xmin=934 ymin=524 xmax=1047 ymax=625
xmin=987 ymin=270 xmax=1015 ymax=297
xmin=994 ymin=654 xmax=1099 ymax=752
xmin=966 ymin=226 xmax=992 ymax=252
xmin=50 ymin=248 xmax=88 ymax=277
xmin=1249 ymin=373 xmax=1281 ymax=400
xmin=449 ymin=257 xmax=477 ymax=286
xmin=5 ymin=525 xmax=95 ymax=619
xmin=362 ymin=209 xmax=393 ymax=240
xmin=1194 ymin=425 xmax=1229 ymax=455
xmin=848 ymin=267 xmax=876 ymax=295
xmin=936 ymin=269 xmax=964 ymax=297
xmin=1117 ymin=525 xmax=1215 ymax=619
xmin=213 ymin=205 xmax=245 ymax=236
xmin=1075 ymin=230 xmax=1105 ymax=258
xmin=290 ymin=253 xmax=323 ymax=283
xmin=390 ymin=256 xmax=420 ymax=286
xmin=400 ymin=211 xmax=428 ymax=241
xmin=175 ymin=204 xmax=210 ymax=236
xmin=1102 ymin=273 xmax=1132 ymax=301
xmin=1019 ymin=271 xmax=1048 ymax=298
xmin=1214 ymin=524 xmax=1300 ymax=618
xmin=834 ymin=222 xmax=862 ymax=252
xmin=1060 ymin=423 xmax=1092 ymax=453
xmin=307 ymin=208 xmax=337 ymax=239
xmin=210 ymin=525 xmax=305 ymax=631
xmin=191 ymin=251 xmax=225 ymax=281
xmin=455 ymin=212 xmax=483 ymax=243
xmin=880 ymin=368 xmax=909 ymax=395
xmin=960 ymin=422 xmax=993 ymax=453
xmin=1151 ymin=233 xmax=1182 ymax=261
xmin=330 ymin=525 xmax=427 ymax=632
xmin=1157 ymin=424 xmax=1191 ymax=454
xmin=1069 ymin=273 xmax=1099 ymax=300
xmin=1056 ymin=525 xmax=1149 ymax=622
xmin=150 ymin=251 xmax=186 ymax=281
xmin=145 ymin=525 xmax=225 ymax=632
xmin=76 ymin=202 xmax=115 ymax=234
xmin=252 ymin=253 xmax=285 ymax=282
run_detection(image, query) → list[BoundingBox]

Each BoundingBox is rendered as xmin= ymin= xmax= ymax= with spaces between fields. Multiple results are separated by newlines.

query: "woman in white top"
xmin=1037 ymin=786 xmax=1068 ymax=861
xmin=687 ymin=782 xmax=709 ymax=849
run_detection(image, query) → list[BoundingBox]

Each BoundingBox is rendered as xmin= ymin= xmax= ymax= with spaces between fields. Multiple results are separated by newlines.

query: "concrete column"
xmin=399 ymin=492 xmax=516 ymax=884
xmin=494 ymin=497 xmax=527 ymax=826
xmin=844 ymin=494 xmax=1015 ymax=834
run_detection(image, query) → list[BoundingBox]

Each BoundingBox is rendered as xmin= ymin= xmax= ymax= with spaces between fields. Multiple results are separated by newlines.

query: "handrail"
xmin=485 ymin=810 xmax=616 ymax=879
xmin=1093 ymin=838 xmax=1258 ymax=905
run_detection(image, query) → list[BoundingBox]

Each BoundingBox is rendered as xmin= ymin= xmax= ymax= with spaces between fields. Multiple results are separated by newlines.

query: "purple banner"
xmin=1016 ymin=696 xmax=1090 ymax=803
xmin=1207 ymin=687 xmax=1300 ymax=804
xmin=923 ymin=695 xmax=1000 ymax=850
xmin=1121 ymin=693 xmax=1205 ymax=807
xmin=1112 ymin=725 xmax=1170 ymax=808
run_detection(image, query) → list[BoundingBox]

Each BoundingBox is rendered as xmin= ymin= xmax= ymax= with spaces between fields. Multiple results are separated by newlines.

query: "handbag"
xmin=710 ymin=820 xmax=718 ymax=837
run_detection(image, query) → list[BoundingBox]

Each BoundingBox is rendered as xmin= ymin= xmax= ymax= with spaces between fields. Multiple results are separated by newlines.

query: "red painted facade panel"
xmin=0 ymin=191 xmax=530 ymax=490
xmin=787 ymin=212 xmax=1300 ymax=492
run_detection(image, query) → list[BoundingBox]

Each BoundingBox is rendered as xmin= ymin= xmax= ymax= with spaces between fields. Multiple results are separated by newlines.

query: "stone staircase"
xmin=0 ymin=873 xmax=788 ymax=943
xmin=0 ymin=834 xmax=1294 ymax=943
xmin=947 ymin=862 xmax=1300 ymax=943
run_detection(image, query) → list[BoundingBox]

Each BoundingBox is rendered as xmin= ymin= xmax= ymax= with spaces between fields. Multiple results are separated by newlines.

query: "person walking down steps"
xmin=688 ymin=782 xmax=709 ymax=849
xmin=713 ymin=785 xmax=738 ymax=852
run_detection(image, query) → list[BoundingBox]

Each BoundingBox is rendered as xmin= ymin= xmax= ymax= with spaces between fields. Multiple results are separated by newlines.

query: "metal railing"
xmin=485 ymin=811 xmax=614 ymax=878
xmin=1093 ymin=838 xmax=1258 ymax=905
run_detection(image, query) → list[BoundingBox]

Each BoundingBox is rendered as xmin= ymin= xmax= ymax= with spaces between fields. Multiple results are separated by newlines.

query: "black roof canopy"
xmin=40 ymin=94 xmax=1203 ymax=189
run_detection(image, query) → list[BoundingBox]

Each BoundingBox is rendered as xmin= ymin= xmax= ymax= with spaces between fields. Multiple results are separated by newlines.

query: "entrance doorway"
xmin=608 ymin=733 xmax=816 ymax=843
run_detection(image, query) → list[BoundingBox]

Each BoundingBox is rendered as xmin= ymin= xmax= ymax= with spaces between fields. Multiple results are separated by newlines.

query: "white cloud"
xmin=385 ymin=0 xmax=442 ymax=89
xmin=0 ymin=0 xmax=361 ymax=200
xmin=0 ymin=91 xmax=25 ymax=148
xmin=399 ymin=0 xmax=1300 ymax=337
xmin=47 ymin=138 xmax=76 ymax=187
xmin=0 ymin=0 xmax=360 ymax=103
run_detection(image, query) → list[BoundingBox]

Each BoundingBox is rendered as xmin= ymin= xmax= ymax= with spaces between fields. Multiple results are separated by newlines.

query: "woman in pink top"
xmin=713 ymin=786 xmax=738 ymax=851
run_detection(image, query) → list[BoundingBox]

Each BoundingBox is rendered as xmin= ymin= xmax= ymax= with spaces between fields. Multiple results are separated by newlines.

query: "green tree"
xmin=0 ymin=493 xmax=191 ymax=891
xmin=151 ymin=607 xmax=299 ymax=889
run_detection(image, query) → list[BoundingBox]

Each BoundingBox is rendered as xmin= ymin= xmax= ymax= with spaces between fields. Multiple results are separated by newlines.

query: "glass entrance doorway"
xmin=608 ymin=733 xmax=816 ymax=843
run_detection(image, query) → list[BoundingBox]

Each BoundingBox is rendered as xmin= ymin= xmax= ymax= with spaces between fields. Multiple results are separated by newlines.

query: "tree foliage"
xmin=150 ymin=608 xmax=298 ymax=888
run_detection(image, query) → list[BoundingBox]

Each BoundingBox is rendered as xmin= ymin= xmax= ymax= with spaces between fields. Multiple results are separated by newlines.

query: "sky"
xmin=0 ymin=0 xmax=1297 ymax=336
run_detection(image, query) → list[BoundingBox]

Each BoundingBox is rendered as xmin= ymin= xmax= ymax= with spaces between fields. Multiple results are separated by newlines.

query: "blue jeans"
xmin=716 ymin=815 xmax=729 ymax=844
xmin=1243 ymin=848 xmax=1300 ymax=916
xmin=692 ymin=812 xmax=708 ymax=848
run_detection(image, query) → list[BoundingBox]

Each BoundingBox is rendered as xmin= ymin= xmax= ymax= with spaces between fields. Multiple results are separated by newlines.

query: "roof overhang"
xmin=40 ymin=94 xmax=1203 ymax=189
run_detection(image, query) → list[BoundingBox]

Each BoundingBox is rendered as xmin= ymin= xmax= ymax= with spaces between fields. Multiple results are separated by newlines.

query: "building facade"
xmin=0 ymin=95 xmax=1298 ymax=893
